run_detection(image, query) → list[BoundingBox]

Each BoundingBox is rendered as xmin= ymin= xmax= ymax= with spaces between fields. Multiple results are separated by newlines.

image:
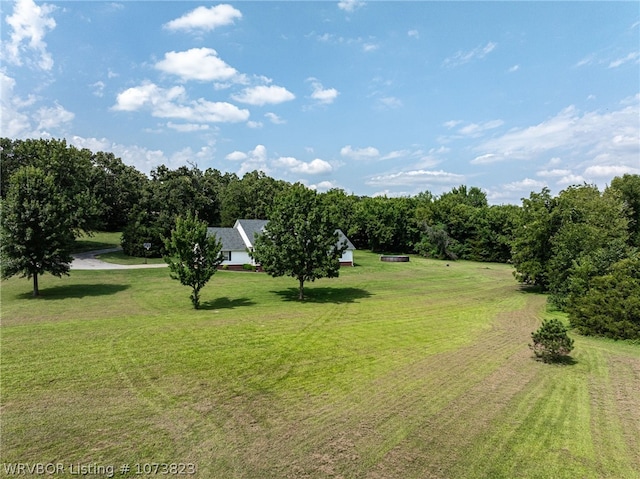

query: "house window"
xmin=221 ymin=251 xmax=231 ymax=261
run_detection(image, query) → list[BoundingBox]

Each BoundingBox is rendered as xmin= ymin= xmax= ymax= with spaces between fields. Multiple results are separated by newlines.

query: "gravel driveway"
xmin=71 ymin=248 xmax=167 ymax=270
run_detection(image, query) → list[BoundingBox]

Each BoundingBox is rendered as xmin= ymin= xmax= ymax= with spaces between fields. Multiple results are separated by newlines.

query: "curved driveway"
xmin=71 ymin=248 xmax=167 ymax=270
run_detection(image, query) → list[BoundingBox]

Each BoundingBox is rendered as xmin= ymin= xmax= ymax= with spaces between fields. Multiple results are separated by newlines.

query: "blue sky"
xmin=1 ymin=0 xmax=638 ymax=203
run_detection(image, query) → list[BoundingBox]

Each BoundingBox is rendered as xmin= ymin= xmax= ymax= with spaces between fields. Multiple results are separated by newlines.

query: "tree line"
xmin=1 ymin=138 xmax=639 ymax=339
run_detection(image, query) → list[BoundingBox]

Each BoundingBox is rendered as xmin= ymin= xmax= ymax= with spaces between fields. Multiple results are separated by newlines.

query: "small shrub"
xmin=530 ymin=319 xmax=574 ymax=363
xmin=222 ymin=264 xmax=229 ymax=270
xmin=242 ymin=263 xmax=256 ymax=271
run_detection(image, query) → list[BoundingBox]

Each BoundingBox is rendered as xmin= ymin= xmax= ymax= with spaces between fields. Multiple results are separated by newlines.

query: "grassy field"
xmin=1 ymin=250 xmax=639 ymax=478
xmin=73 ymin=231 xmax=122 ymax=253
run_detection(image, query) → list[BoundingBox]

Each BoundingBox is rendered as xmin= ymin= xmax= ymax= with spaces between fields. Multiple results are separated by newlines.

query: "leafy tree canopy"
xmin=1 ymin=166 xmax=75 ymax=296
xmin=163 ymin=212 xmax=223 ymax=309
xmin=251 ymin=183 xmax=347 ymax=300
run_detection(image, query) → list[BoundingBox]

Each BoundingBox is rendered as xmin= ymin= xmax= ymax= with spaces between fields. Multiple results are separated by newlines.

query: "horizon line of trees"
xmin=2 ymin=138 xmax=639 ymax=339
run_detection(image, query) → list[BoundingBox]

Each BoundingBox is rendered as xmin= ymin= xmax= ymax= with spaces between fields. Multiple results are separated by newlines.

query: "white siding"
xmin=341 ymin=249 xmax=354 ymax=264
xmin=221 ymin=250 xmax=253 ymax=266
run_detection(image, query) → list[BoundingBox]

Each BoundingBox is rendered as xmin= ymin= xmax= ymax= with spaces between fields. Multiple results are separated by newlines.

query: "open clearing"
xmin=1 ymin=250 xmax=639 ymax=478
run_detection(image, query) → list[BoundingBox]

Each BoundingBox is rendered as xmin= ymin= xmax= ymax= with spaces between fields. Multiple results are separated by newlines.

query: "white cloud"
xmin=377 ymin=96 xmax=402 ymax=109
xmin=3 ymin=0 xmax=56 ymax=70
xmin=265 ymin=112 xmax=286 ymax=124
xmin=443 ymin=42 xmax=497 ymax=68
xmin=556 ymin=174 xmax=586 ymax=186
xmin=91 ymin=81 xmax=106 ymax=97
xmin=340 ymin=145 xmax=380 ymax=160
xmin=225 ymin=151 xmax=247 ymax=161
xmin=583 ymin=164 xmax=640 ymax=177
xmin=224 ymin=145 xmax=269 ymax=175
xmin=247 ymin=120 xmax=263 ymax=128
xmin=608 ymin=51 xmax=640 ymax=68
xmin=458 ymin=119 xmax=504 ymax=136
xmin=308 ymin=78 xmax=339 ymax=105
xmin=408 ymin=30 xmax=419 ymax=39
xmin=35 ymin=103 xmax=74 ymax=130
xmin=0 ymin=70 xmax=75 ymax=137
xmin=472 ymin=98 xmax=640 ymax=172
xmin=536 ymin=168 xmax=572 ymax=178
xmin=503 ymin=178 xmax=547 ymax=191
xmin=367 ymin=169 xmax=465 ymax=187
xmin=273 ymin=156 xmax=333 ymax=175
xmin=163 ymin=4 xmax=242 ymax=32
xmin=508 ymin=64 xmax=520 ymax=73
xmin=231 ymin=85 xmax=295 ymax=106
xmin=363 ymin=43 xmax=379 ymax=52
xmin=112 ymin=82 xmax=250 ymax=123
xmin=155 ymin=48 xmax=240 ymax=82
xmin=0 ymin=71 xmax=31 ymax=137
xmin=338 ymin=0 xmax=365 ymax=12
xmin=68 ymin=136 xmax=211 ymax=176
xmin=309 ymin=180 xmax=338 ymax=191
xmin=486 ymin=178 xmax=548 ymax=204
xmin=443 ymin=120 xmax=463 ymax=129
xmin=166 ymin=122 xmax=209 ymax=132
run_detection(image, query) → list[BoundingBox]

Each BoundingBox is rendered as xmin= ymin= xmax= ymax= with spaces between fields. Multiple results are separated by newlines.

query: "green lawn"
xmin=1 ymin=252 xmax=639 ymax=478
xmin=73 ymin=231 xmax=122 ymax=253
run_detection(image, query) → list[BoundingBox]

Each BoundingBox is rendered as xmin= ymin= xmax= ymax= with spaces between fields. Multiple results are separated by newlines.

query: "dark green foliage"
xmin=89 ymin=151 xmax=147 ymax=231
xmin=163 ymin=212 xmax=223 ymax=309
xmin=220 ymin=171 xmax=288 ymax=227
xmin=415 ymin=223 xmax=458 ymax=260
xmin=546 ymin=185 xmax=629 ymax=308
xmin=1 ymin=166 xmax=75 ymax=296
xmin=512 ymin=184 xmax=629 ymax=303
xmin=568 ymin=255 xmax=640 ymax=340
xmin=1 ymin=138 xmax=101 ymax=233
xmin=351 ymin=195 xmax=419 ymax=253
xmin=530 ymin=319 xmax=574 ymax=363
xmin=416 ymin=185 xmax=511 ymax=262
xmin=251 ymin=183 xmax=347 ymax=300
xmin=511 ymin=188 xmax=555 ymax=288
xmin=609 ymin=174 xmax=640 ymax=247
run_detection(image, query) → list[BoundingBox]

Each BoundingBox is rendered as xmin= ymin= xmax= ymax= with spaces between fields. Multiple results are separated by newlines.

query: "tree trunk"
xmin=33 ymin=274 xmax=39 ymax=297
xmin=298 ymin=277 xmax=305 ymax=300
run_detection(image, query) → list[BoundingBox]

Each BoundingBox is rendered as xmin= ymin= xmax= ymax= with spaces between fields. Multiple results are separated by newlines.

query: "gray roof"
xmin=207 ymin=227 xmax=246 ymax=251
xmin=208 ymin=220 xmax=355 ymax=252
xmin=235 ymin=219 xmax=268 ymax=246
xmin=336 ymin=229 xmax=356 ymax=250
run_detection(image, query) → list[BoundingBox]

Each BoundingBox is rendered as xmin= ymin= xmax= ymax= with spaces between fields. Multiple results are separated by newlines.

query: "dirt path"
xmin=71 ymin=248 xmax=167 ymax=270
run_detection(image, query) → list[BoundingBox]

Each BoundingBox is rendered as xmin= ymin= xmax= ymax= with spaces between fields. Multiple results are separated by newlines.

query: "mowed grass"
xmin=1 ymin=252 xmax=639 ymax=478
xmin=72 ymin=231 xmax=122 ymax=253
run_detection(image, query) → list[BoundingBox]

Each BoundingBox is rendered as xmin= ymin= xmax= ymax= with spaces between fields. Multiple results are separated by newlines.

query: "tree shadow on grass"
xmin=519 ymin=284 xmax=545 ymax=295
xmin=271 ymin=287 xmax=373 ymax=304
xmin=533 ymin=355 xmax=578 ymax=366
xmin=200 ymin=296 xmax=255 ymax=310
xmin=18 ymin=283 xmax=129 ymax=300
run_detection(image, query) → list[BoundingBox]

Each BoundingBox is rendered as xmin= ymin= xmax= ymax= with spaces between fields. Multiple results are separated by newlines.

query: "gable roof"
xmin=234 ymin=219 xmax=268 ymax=248
xmin=208 ymin=219 xmax=355 ymax=252
xmin=207 ymin=227 xmax=246 ymax=251
xmin=336 ymin=229 xmax=356 ymax=250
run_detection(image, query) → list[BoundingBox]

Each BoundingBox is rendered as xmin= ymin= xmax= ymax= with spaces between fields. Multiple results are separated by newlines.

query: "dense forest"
xmin=2 ymin=138 xmax=639 ymax=339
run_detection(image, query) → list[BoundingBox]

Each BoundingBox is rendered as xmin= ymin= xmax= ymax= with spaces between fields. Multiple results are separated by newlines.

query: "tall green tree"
xmin=511 ymin=188 xmax=556 ymax=288
xmin=567 ymin=254 xmax=640 ymax=340
xmin=0 ymin=138 xmax=101 ymax=233
xmin=1 ymin=166 xmax=75 ymax=296
xmin=546 ymin=184 xmax=628 ymax=307
xmin=163 ymin=212 xmax=224 ymax=309
xmin=609 ymin=174 xmax=640 ymax=247
xmin=89 ymin=151 xmax=147 ymax=231
xmin=251 ymin=183 xmax=347 ymax=300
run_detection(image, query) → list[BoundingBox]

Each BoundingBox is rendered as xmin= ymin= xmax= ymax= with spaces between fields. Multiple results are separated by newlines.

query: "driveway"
xmin=71 ymin=248 xmax=167 ymax=270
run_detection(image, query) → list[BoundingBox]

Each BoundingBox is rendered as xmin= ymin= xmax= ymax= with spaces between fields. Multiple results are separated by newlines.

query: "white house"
xmin=207 ymin=219 xmax=355 ymax=270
